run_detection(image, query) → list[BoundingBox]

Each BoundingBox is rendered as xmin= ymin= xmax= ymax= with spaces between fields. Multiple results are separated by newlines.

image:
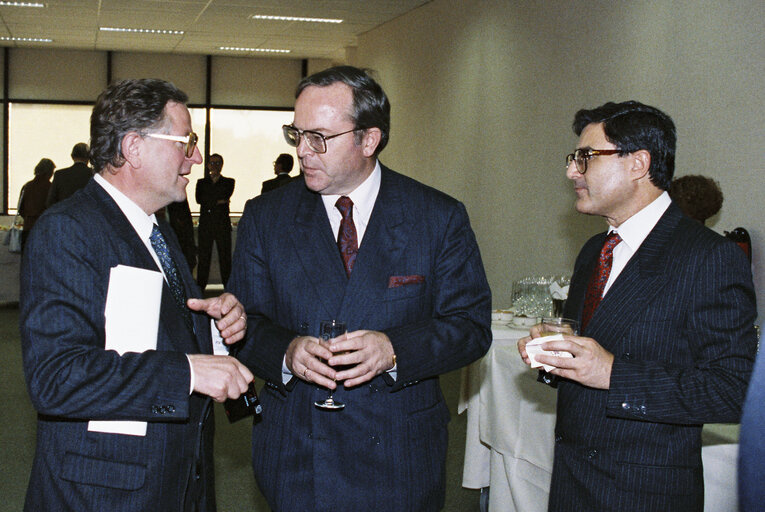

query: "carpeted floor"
xmin=0 ymin=305 xmax=480 ymax=511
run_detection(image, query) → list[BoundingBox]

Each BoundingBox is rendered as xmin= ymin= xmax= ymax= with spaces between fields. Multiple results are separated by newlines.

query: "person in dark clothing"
xmin=260 ymin=153 xmax=294 ymax=194
xmin=18 ymin=157 xmax=55 ymax=249
xmin=46 ymin=142 xmax=92 ymax=207
xmin=156 ymin=198 xmax=197 ymax=273
xmin=195 ymin=153 xmax=234 ymax=290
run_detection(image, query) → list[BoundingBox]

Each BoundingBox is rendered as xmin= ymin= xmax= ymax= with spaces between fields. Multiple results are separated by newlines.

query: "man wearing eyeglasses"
xmin=518 ymin=101 xmax=757 ymax=511
xmin=20 ymin=78 xmax=254 ymax=511
xmin=195 ymin=153 xmax=235 ymax=291
xmin=228 ymin=66 xmax=492 ymax=511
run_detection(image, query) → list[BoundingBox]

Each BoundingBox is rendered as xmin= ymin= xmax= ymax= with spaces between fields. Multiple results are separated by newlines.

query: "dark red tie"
xmin=581 ymin=231 xmax=622 ymax=330
xmin=336 ymin=196 xmax=358 ymax=277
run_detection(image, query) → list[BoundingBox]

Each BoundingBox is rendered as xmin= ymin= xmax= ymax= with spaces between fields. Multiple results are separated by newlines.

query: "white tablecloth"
xmin=460 ymin=323 xmax=740 ymax=512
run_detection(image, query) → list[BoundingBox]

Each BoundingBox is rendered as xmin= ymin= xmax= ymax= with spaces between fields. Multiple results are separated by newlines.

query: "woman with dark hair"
xmin=669 ymin=174 xmax=723 ymax=224
xmin=17 ymin=157 xmax=55 ymax=249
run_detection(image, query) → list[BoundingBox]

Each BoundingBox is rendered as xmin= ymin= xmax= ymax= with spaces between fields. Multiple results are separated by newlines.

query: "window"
xmin=6 ymin=104 xmax=296 ymax=215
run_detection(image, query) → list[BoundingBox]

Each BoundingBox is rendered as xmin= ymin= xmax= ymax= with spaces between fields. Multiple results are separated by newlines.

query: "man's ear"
xmin=629 ymin=149 xmax=651 ymax=182
xmin=361 ymin=128 xmax=381 ymax=158
xmin=121 ymin=132 xmax=143 ymax=169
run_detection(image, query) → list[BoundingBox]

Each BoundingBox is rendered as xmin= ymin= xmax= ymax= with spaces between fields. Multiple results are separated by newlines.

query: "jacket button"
xmin=555 ymin=436 xmax=563 ymax=443
xmin=622 ymin=402 xmax=630 ymax=410
xmin=151 ymin=406 xmax=159 ymax=414
xmin=166 ymin=405 xmax=175 ymax=413
xmin=588 ymin=449 xmax=598 ymax=459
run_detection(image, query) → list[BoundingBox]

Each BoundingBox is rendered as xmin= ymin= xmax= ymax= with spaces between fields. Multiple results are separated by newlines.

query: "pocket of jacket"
xmin=61 ymin=452 xmax=146 ymax=491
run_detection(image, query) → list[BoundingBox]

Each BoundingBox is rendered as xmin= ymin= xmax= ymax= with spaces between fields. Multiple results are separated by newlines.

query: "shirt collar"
xmin=609 ymin=191 xmax=671 ymax=252
xmin=94 ymin=172 xmax=157 ymax=242
xmin=321 ymin=160 xmax=381 ymax=224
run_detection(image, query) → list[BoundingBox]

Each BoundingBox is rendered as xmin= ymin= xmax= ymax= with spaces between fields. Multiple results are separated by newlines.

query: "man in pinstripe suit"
xmin=519 ymin=101 xmax=757 ymax=511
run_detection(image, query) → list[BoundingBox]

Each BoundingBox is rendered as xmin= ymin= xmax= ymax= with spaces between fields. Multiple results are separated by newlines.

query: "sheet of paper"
xmin=88 ymin=264 xmax=163 ymax=436
xmin=526 ymin=333 xmax=572 ymax=372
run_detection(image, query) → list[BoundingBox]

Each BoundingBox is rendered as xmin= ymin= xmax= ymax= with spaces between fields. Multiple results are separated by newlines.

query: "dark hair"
xmin=71 ymin=142 xmax=89 ymax=161
xmin=572 ymin=101 xmax=676 ymax=190
xmin=34 ymin=158 xmax=55 ymax=179
xmin=296 ymin=65 xmax=390 ymax=157
xmin=275 ymin=153 xmax=293 ymax=172
xmin=90 ymin=78 xmax=188 ymax=172
xmin=209 ymin=153 xmax=223 ymax=165
xmin=669 ymin=175 xmax=723 ymax=224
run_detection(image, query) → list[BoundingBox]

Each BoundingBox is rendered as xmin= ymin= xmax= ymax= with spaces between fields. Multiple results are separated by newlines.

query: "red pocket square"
xmin=388 ymin=275 xmax=425 ymax=288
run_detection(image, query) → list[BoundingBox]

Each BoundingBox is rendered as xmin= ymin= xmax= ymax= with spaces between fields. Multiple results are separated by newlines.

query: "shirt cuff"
xmin=186 ymin=354 xmax=195 ymax=395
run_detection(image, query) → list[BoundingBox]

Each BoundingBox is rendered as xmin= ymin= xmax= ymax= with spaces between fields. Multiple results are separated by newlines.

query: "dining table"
xmin=459 ymin=322 xmax=740 ymax=512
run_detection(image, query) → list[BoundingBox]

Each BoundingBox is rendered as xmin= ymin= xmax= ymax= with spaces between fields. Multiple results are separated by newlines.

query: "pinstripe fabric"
xmin=228 ymin=166 xmax=492 ymax=511
xmin=549 ymin=203 xmax=757 ymax=512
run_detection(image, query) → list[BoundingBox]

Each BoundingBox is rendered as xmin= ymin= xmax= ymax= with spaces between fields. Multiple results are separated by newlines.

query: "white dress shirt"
xmin=604 ymin=191 xmax=672 ymax=296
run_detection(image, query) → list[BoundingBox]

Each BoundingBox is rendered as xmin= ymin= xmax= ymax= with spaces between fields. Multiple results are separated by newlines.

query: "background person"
xmin=260 ymin=152 xmax=294 ymax=193
xmin=46 ymin=142 xmax=92 ymax=207
xmin=195 ymin=153 xmax=234 ymax=290
xmin=17 ymin=157 xmax=55 ymax=250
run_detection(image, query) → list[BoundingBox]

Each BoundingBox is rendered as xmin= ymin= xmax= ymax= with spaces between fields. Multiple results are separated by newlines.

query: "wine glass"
xmin=314 ymin=320 xmax=347 ymax=410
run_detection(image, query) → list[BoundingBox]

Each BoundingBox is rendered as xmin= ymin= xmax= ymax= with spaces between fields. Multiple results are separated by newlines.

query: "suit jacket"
xmin=550 ymin=203 xmax=757 ymax=512
xmin=46 ymin=161 xmax=92 ymax=207
xmin=738 ymin=331 xmax=765 ymax=512
xmin=196 ymin=175 xmax=234 ymax=227
xmin=20 ymin=180 xmax=217 ymax=511
xmin=260 ymin=172 xmax=292 ymax=194
xmin=228 ymin=165 xmax=492 ymax=512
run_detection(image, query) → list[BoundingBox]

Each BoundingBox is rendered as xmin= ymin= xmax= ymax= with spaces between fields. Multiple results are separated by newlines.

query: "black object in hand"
xmin=224 ymin=382 xmax=262 ymax=423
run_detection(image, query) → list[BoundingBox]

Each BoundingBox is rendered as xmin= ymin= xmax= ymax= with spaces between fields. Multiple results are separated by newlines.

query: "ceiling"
xmin=0 ymin=0 xmax=432 ymax=61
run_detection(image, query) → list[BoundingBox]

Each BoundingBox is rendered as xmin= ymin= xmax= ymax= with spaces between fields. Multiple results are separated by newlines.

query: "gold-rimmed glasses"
xmin=145 ymin=131 xmax=199 ymax=158
xmin=282 ymin=124 xmax=359 ymax=154
xmin=565 ymin=148 xmax=622 ymax=174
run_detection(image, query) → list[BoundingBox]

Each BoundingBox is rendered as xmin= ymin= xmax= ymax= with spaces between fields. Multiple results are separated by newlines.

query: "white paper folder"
xmin=88 ymin=264 xmax=163 ymax=436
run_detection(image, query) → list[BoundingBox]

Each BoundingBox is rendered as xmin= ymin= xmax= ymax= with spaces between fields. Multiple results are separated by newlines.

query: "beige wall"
xmin=354 ymin=0 xmax=765 ymax=322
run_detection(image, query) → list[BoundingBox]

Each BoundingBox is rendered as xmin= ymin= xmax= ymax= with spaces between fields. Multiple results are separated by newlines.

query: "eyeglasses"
xmin=565 ymin=148 xmax=623 ymax=174
xmin=145 ymin=131 xmax=199 ymax=158
xmin=282 ymin=124 xmax=359 ymax=154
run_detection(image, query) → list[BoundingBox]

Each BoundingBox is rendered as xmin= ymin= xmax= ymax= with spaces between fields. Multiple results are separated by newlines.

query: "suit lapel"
xmin=338 ymin=167 xmax=409 ymax=326
xmin=290 ymin=187 xmax=348 ymax=320
xmin=585 ymin=205 xmax=682 ymax=342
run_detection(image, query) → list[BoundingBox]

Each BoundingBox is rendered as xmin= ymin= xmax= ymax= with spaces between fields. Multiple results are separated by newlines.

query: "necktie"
xmin=149 ymin=224 xmax=188 ymax=312
xmin=581 ymin=231 xmax=622 ymax=331
xmin=335 ymin=196 xmax=358 ymax=277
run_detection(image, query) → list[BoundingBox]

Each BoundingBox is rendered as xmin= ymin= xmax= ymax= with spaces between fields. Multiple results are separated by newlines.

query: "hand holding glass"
xmin=314 ymin=320 xmax=347 ymax=410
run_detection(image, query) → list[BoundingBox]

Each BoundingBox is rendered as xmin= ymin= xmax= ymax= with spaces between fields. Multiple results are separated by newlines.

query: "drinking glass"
xmin=540 ymin=317 xmax=579 ymax=336
xmin=314 ymin=320 xmax=347 ymax=410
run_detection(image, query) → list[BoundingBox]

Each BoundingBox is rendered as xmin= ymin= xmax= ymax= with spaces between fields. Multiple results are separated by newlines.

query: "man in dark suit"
xmin=228 ymin=66 xmax=492 ymax=511
xmin=739 ymin=331 xmax=764 ymax=512
xmin=518 ymin=101 xmax=757 ymax=511
xmin=46 ymin=142 xmax=93 ymax=206
xmin=20 ymin=78 xmax=254 ymax=511
xmin=260 ymin=152 xmax=294 ymax=193
xmin=195 ymin=153 xmax=234 ymax=290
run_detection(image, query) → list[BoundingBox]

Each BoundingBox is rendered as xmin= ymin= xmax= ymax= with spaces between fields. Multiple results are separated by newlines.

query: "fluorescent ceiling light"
xmin=220 ymin=46 xmax=290 ymax=54
xmin=0 ymin=36 xmax=51 ymax=42
xmin=250 ymin=14 xmax=342 ymax=24
xmin=100 ymin=27 xmax=184 ymax=35
xmin=0 ymin=2 xmax=45 ymax=6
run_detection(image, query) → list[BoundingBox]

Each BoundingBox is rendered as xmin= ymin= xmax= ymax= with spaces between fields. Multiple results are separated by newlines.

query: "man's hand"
xmin=285 ymin=336 xmax=336 ymax=390
xmin=187 ymin=292 xmax=246 ymax=344
xmin=519 ymin=332 xmax=614 ymax=389
xmin=188 ymin=354 xmax=254 ymax=402
xmin=330 ymin=330 xmax=395 ymax=388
